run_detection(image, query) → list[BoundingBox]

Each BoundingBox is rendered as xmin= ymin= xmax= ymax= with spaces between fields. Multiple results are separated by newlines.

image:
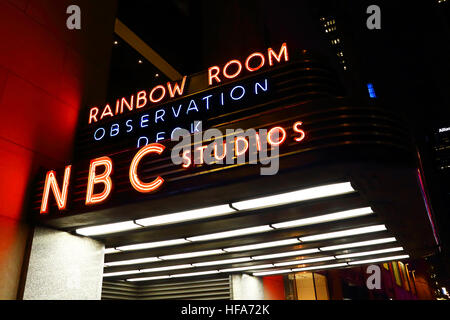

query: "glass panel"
xmin=295 ymin=272 xmax=316 ymax=300
xmin=313 ymin=273 xmax=330 ymax=300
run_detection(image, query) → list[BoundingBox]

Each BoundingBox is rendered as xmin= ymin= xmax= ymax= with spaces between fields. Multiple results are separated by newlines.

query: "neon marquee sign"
xmin=40 ymin=120 xmax=306 ymax=214
xmin=39 ymin=42 xmax=295 ymax=215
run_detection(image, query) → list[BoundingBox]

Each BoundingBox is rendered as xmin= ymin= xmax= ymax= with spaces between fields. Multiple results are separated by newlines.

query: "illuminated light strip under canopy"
xmin=104 ymin=224 xmax=390 ymax=268
xmin=76 ymin=221 xmax=141 ymax=236
xmin=292 ymin=263 xmax=349 ymax=272
xmin=128 ymin=275 xmax=171 ymax=282
xmin=79 ymin=182 xmax=355 ymax=237
xmin=108 ymin=207 xmax=377 ymax=254
xmin=171 ymin=270 xmax=220 ymax=278
xmin=159 ymin=249 xmax=225 ymax=260
xmin=273 ymin=256 xmax=335 ymax=267
xmin=104 ymin=248 xmax=121 ymax=254
xmin=192 ymin=257 xmax=253 ymax=267
xmin=104 ymin=270 xmax=141 ymax=277
xmin=116 ymin=239 xmax=189 ymax=251
xmin=140 ymin=264 xmax=193 ymax=273
xmin=335 ymin=247 xmax=404 ymax=259
xmin=299 ymin=225 xmax=387 ymax=242
xmin=105 ymin=257 xmax=160 ymax=267
xmin=223 ymin=239 xmax=301 ymax=252
xmin=219 ymin=264 xmax=275 ymax=273
xmin=186 ymin=225 xmax=273 ymax=242
xmin=135 ymin=205 xmax=236 ymax=227
xmin=271 ymin=207 xmax=373 ymax=229
xmin=348 ymin=254 xmax=410 ymax=265
xmin=252 ymin=269 xmax=293 ymax=276
xmin=252 ymin=248 xmax=320 ymax=261
xmin=231 ymin=182 xmax=355 ymax=210
xmin=319 ymin=237 xmax=397 ymax=251
xmin=121 ymin=252 xmax=411 ymax=281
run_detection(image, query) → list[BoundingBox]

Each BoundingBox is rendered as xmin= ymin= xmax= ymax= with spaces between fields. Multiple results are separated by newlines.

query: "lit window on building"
xmin=367 ymin=83 xmax=377 ymax=98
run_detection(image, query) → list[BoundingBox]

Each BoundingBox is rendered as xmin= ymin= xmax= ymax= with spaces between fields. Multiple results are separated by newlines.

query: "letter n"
xmin=40 ymin=166 xmax=72 ymax=214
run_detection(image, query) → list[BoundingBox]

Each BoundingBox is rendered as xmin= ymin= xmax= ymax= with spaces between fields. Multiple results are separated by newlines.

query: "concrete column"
xmin=22 ymin=227 xmax=104 ymax=300
xmin=231 ymin=274 xmax=265 ymax=300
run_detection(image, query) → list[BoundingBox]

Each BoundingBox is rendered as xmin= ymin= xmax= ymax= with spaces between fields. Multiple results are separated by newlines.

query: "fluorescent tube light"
xmin=103 ymin=270 xmax=141 ymax=277
xmin=252 ymin=248 xmax=320 ymax=260
xmin=348 ymin=254 xmax=410 ymax=265
xmin=231 ymin=182 xmax=355 ymax=211
xmin=116 ymin=239 xmax=189 ymax=251
xmin=127 ymin=275 xmax=171 ymax=282
xmin=136 ymin=205 xmax=236 ymax=227
xmin=335 ymin=247 xmax=403 ymax=259
xmin=223 ymin=239 xmax=300 ymax=252
xmin=104 ymin=248 xmax=121 ymax=254
xmin=171 ymin=270 xmax=220 ymax=278
xmin=320 ymin=237 xmax=397 ymax=251
xmin=140 ymin=264 xmax=193 ymax=273
xmin=219 ymin=264 xmax=274 ymax=272
xmin=292 ymin=262 xmax=348 ymax=272
xmin=76 ymin=221 xmax=141 ymax=236
xmin=253 ymin=269 xmax=293 ymax=276
xmin=272 ymin=207 xmax=373 ymax=229
xmin=186 ymin=225 xmax=273 ymax=242
xmin=274 ymin=256 xmax=335 ymax=267
xmin=105 ymin=257 xmax=160 ymax=267
xmin=192 ymin=257 xmax=252 ymax=267
xmin=299 ymin=225 xmax=387 ymax=242
xmin=159 ymin=249 xmax=225 ymax=260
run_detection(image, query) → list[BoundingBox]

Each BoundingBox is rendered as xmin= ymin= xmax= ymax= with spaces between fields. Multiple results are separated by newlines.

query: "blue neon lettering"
xmin=255 ymin=79 xmax=268 ymax=94
xmin=155 ymin=109 xmax=165 ymax=123
xmin=141 ymin=114 xmax=149 ymax=128
xmin=230 ymin=85 xmax=246 ymax=100
xmin=186 ymin=99 xmax=199 ymax=114
xmin=126 ymin=119 xmax=133 ymax=133
xmin=137 ymin=136 xmax=149 ymax=148
xmin=110 ymin=124 xmax=119 ymax=137
xmin=94 ymin=127 xmax=105 ymax=141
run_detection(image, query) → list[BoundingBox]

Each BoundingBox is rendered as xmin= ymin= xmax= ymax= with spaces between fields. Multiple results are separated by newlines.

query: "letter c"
xmin=129 ymin=143 xmax=165 ymax=193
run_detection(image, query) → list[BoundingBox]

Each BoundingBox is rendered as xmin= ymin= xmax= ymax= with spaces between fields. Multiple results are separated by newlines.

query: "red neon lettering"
xmin=293 ymin=121 xmax=306 ymax=142
xmin=167 ymin=76 xmax=187 ymax=98
xmin=149 ymin=85 xmax=166 ymax=103
xmin=235 ymin=137 xmax=249 ymax=156
xmin=115 ymin=99 xmax=120 ymax=115
xmin=136 ymin=90 xmax=147 ymax=109
xmin=86 ymin=157 xmax=113 ymax=205
xmin=40 ymin=166 xmax=71 ymax=214
xmin=100 ymin=104 xmax=114 ymax=120
xmin=223 ymin=60 xmax=242 ymax=79
xmin=182 ymin=150 xmax=192 ymax=168
xmin=267 ymin=126 xmax=287 ymax=146
xmin=208 ymin=66 xmax=221 ymax=85
xmin=89 ymin=107 xmax=99 ymax=124
xmin=245 ymin=52 xmax=265 ymax=72
xmin=121 ymin=95 xmax=134 ymax=113
xmin=196 ymin=145 xmax=208 ymax=165
xmin=268 ymin=43 xmax=289 ymax=66
xmin=214 ymin=142 xmax=227 ymax=161
xmin=129 ymin=144 xmax=165 ymax=193
xmin=254 ymin=133 xmax=262 ymax=151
